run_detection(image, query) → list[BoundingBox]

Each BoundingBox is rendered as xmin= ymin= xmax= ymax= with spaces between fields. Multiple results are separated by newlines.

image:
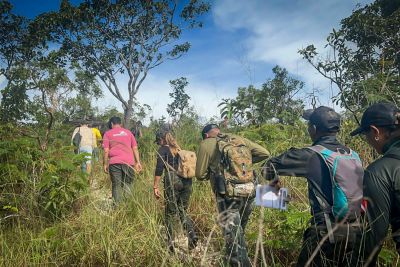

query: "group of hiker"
xmin=263 ymin=102 xmax=400 ymax=267
xmin=71 ymin=101 xmax=400 ymax=267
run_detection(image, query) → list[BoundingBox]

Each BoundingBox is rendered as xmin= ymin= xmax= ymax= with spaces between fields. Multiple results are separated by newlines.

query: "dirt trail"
xmin=89 ymin=168 xmax=113 ymax=214
xmin=87 ymin=164 xmax=222 ymax=266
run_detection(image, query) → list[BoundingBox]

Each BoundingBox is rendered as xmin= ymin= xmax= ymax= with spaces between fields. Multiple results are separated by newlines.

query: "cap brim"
xmin=350 ymin=127 xmax=364 ymax=136
xmin=302 ymin=109 xmax=314 ymax=120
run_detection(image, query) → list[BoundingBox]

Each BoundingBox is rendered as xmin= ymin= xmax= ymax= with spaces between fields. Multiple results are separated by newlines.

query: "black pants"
xmin=109 ymin=164 xmax=134 ymax=204
xmin=296 ymin=222 xmax=363 ymax=267
xmin=216 ymin=193 xmax=254 ymax=267
xmin=164 ymin=173 xmax=196 ymax=245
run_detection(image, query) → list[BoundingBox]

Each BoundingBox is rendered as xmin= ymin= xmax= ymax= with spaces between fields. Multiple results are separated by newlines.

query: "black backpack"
xmin=72 ymin=127 xmax=82 ymax=147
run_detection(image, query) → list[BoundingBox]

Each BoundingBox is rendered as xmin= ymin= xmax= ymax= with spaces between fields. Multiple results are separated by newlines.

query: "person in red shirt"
xmin=103 ymin=116 xmax=142 ymax=203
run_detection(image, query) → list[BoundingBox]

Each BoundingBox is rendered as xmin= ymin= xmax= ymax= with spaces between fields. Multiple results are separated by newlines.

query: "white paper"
xmin=255 ymin=184 xmax=288 ymax=210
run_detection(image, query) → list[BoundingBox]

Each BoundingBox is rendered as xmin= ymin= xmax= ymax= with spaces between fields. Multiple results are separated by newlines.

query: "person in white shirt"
xmin=72 ymin=122 xmax=96 ymax=174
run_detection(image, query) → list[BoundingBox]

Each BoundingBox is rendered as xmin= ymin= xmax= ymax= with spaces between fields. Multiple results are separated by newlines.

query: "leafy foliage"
xmin=167 ymin=77 xmax=191 ymax=123
xmin=219 ymin=66 xmax=305 ymax=125
xmin=299 ymin=0 xmax=400 ymax=120
xmin=50 ymin=0 xmax=209 ymax=126
xmin=0 ymin=1 xmax=102 ymax=151
xmin=0 ymin=124 xmax=88 ymax=223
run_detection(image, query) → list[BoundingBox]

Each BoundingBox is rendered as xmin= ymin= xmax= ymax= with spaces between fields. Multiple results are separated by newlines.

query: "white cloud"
xmin=94 ymin=1 xmax=375 ymax=121
xmin=95 ymin=73 xmax=234 ymax=124
xmin=213 ymin=0 xmax=373 ymax=107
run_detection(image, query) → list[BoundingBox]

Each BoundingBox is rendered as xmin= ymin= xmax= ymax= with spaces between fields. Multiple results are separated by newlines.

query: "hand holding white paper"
xmin=256 ymin=184 xmax=288 ymax=210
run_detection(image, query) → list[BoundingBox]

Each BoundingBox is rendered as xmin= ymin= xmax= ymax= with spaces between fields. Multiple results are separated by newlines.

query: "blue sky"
xmin=9 ymin=0 xmax=373 ymax=122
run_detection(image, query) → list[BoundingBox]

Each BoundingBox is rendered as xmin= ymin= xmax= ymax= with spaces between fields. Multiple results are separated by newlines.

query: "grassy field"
xmin=1 ymin=121 xmax=399 ymax=266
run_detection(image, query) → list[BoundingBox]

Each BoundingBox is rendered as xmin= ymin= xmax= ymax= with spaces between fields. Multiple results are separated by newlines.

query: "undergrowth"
xmin=1 ymin=119 xmax=399 ymax=266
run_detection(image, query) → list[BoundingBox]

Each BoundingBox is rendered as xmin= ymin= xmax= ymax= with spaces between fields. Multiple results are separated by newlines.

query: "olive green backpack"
xmin=217 ymin=134 xmax=254 ymax=197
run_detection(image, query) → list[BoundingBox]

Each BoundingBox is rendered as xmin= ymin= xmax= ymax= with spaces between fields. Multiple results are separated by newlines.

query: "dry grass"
xmin=1 ymin=122 xmax=399 ymax=266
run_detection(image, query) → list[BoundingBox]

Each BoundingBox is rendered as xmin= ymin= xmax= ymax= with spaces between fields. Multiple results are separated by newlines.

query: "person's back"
xmin=153 ymin=131 xmax=198 ymax=251
xmin=264 ymin=106 xmax=364 ymax=267
xmin=268 ymin=135 xmax=363 ymax=221
xmin=196 ymin=132 xmax=269 ymax=182
xmin=196 ymin=124 xmax=269 ymax=266
xmin=72 ymin=125 xmax=95 ymax=148
xmin=91 ymin=126 xmax=102 ymax=162
xmin=103 ymin=116 xmax=141 ymax=204
xmin=92 ymin=127 xmax=102 ymax=146
xmin=72 ymin=123 xmax=96 ymax=174
xmin=103 ymin=126 xmax=136 ymax=166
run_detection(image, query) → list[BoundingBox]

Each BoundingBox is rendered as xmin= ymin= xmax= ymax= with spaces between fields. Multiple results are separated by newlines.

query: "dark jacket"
xmin=155 ymin=145 xmax=179 ymax=176
xmin=266 ymin=135 xmax=357 ymax=222
xmin=363 ymin=138 xmax=400 ymax=265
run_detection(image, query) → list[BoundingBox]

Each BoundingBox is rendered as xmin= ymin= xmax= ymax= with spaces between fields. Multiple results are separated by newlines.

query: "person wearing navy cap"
xmin=351 ymin=102 xmax=400 ymax=266
xmin=264 ymin=106 xmax=364 ymax=267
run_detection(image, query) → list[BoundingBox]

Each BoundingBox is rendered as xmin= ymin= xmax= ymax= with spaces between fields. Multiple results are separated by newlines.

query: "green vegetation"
xmin=2 ymin=118 xmax=398 ymax=266
xmin=218 ymin=66 xmax=305 ymax=126
xmin=1 ymin=0 xmax=400 ymax=266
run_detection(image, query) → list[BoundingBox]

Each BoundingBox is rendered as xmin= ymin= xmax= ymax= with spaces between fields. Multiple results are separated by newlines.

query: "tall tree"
xmin=220 ymin=66 xmax=304 ymax=125
xmin=0 ymin=4 xmax=101 ymax=150
xmin=167 ymin=77 xmax=190 ymax=123
xmin=51 ymin=0 xmax=209 ymax=126
xmin=261 ymin=66 xmax=304 ymax=124
xmin=299 ymin=0 xmax=400 ymax=121
xmin=0 ymin=0 xmax=30 ymax=121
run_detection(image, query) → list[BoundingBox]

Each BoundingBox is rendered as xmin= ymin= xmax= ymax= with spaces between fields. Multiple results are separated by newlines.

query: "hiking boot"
xmin=167 ymin=239 xmax=175 ymax=254
xmin=188 ymin=233 xmax=198 ymax=250
xmin=167 ymin=242 xmax=175 ymax=254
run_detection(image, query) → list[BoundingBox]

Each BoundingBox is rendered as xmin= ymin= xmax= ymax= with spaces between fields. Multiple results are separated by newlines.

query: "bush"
xmin=0 ymin=124 xmax=88 ymax=224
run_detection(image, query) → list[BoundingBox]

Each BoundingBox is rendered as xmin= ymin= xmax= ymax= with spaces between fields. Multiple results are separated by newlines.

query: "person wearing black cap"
xmin=350 ymin=102 xmax=400 ymax=266
xmin=196 ymin=123 xmax=270 ymax=266
xmin=263 ymin=106 xmax=364 ymax=267
xmin=153 ymin=130 xmax=198 ymax=252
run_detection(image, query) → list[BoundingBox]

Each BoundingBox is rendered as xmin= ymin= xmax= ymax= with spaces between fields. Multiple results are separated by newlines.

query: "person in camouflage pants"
xmin=196 ymin=124 xmax=270 ymax=266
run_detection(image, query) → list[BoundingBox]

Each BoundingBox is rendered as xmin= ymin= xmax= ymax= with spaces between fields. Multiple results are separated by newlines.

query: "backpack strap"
xmin=216 ymin=134 xmax=231 ymax=167
xmin=307 ymin=145 xmax=336 ymax=243
xmin=385 ymin=153 xmax=400 ymax=160
xmin=156 ymin=146 xmax=177 ymax=173
xmin=306 ymin=145 xmax=335 ymax=208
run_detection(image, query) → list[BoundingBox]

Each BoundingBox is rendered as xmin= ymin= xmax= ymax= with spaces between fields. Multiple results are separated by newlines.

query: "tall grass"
xmin=1 ymin=120 xmax=399 ymax=266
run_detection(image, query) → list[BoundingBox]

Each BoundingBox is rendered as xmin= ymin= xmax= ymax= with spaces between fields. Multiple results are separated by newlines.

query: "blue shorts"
xmin=79 ymin=146 xmax=93 ymax=164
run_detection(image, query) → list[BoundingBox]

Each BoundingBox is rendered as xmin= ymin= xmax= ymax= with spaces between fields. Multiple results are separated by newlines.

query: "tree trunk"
xmin=124 ymin=102 xmax=134 ymax=128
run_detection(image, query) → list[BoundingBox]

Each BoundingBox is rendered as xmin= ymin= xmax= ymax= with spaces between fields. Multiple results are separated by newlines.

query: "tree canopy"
xmin=299 ymin=0 xmax=400 ymax=121
xmin=219 ymin=66 xmax=305 ymax=126
xmin=50 ymin=0 xmax=209 ymax=126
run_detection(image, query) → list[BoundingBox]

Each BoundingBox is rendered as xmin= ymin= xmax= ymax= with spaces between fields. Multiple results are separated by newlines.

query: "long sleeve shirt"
xmin=363 ymin=138 xmax=400 ymax=265
xmin=265 ymin=135 xmax=355 ymax=221
xmin=195 ymin=133 xmax=270 ymax=181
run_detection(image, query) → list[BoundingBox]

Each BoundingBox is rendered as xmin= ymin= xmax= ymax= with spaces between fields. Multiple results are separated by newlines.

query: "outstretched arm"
xmin=264 ymin=148 xmax=313 ymax=179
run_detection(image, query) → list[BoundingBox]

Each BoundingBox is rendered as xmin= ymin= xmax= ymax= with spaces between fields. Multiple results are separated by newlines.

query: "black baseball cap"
xmin=201 ymin=123 xmax=219 ymax=139
xmin=350 ymin=102 xmax=400 ymax=136
xmin=303 ymin=106 xmax=341 ymax=132
xmin=154 ymin=130 xmax=167 ymax=143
